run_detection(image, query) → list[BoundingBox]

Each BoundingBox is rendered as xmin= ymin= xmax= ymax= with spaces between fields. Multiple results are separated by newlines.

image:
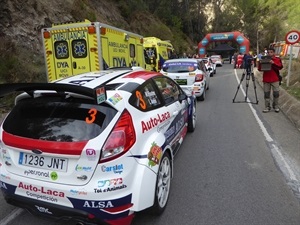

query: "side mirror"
xmin=178 ymin=93 xmax=187 ymax=102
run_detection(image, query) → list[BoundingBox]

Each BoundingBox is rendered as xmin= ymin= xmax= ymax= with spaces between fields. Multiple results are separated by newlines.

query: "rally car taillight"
xmin=100 ymin=110 xmax=136 ymax=163
xmin=195 ymin=74 xmax=204 ymax=82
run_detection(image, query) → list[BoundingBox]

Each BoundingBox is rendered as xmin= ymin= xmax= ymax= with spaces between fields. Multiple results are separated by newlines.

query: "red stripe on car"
xmin=2 ymin=131 xmax=87 ymax=155
xmin=123 ymin=71 xmax=161 ymax=79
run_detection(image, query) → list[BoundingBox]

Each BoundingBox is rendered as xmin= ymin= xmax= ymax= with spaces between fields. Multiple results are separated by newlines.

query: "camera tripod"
xmin=232 ymin=66 xmax=259 ymax=104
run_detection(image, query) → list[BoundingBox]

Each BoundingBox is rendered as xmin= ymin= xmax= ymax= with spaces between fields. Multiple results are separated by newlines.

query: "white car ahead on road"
xmin=210 ymin=55 xmax=223 ymax=67
xmin=160 ymin=58 xmax=210 ymax=101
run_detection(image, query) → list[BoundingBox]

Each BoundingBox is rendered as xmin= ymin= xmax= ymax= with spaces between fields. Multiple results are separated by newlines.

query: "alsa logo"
xmin=141 ymin=112 xmax=170 ymax=133
xmin=83 ymin=200 xmax=114 ymax=209
xmin=18 ymin=182 xmax=65 ymax=197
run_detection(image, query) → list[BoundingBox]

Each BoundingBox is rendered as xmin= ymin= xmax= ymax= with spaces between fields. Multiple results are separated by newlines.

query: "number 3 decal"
xmin=136 ymin=91 xmax=147 ymax=110
xmin=86 ymin=108 xmax=97 ymax=124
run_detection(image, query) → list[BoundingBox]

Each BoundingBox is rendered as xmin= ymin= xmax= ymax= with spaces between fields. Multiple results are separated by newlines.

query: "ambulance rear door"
xmin=46 ymin=28 xmax=73 ymax=81
xmin=136 ymin=43 xmax=145 ymax=68
xmin=68 ymin=26 xmax=91 ymax=75
xmin=50 ymin=26 xmax=91 ymax=80
xmin=128 ymin=36 xmax=142 ymax=67
xmin=100 ymin=36 xmax=109 ymax=69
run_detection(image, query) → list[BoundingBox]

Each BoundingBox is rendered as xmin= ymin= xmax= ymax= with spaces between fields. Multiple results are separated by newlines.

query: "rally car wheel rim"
xmin=192 ymin=103 xmax=196 ymax=129
xmin=157 ymin=155 xmax=171 ymax=208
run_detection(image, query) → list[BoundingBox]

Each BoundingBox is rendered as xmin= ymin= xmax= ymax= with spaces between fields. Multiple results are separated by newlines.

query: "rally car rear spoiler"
xmin=0 ymin=83 xmax=106 ymax=104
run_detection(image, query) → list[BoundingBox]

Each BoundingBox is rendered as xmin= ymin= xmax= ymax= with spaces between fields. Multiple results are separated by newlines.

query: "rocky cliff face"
xmin=0 ymin=0 xmax=179 ymax=85
xmin=0 ymin=0 xmax=134 ymax=54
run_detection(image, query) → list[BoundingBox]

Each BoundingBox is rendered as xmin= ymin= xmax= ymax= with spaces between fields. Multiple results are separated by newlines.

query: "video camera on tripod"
xmin=246 ymin=57 xmax=253 ymax=66
xmin=233 ymin=54 xmax=258 ymax=104
xmin=244 ymin=55 xmax=253 ymax=76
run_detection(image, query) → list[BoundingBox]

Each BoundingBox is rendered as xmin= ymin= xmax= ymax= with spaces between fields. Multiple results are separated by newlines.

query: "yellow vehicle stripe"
xmin=50 ymin=27 xmax=88 ymax=34
xmin=93 ymin=35 xmax=99 ymax=70
xmin=47 ymin=57 xmax=52 ymax=81
xmin=69 ymin=27 xmax=87 ymax=32
xmin=106 ymin=28 xmax=123 ymax=36
xmin=43 ymin=41 xmax=53 ymax=81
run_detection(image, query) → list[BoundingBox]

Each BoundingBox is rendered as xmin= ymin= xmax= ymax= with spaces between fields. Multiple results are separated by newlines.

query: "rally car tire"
xmin=187 ymin=101 xmax=196 ymax=132
xmin=198 ymin=88 xmax=206 ymax=101
xmin=151 ymin=152 xmax=171 ymax=215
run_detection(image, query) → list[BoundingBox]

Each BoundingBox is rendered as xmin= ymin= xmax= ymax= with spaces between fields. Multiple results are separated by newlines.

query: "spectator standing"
xmin=256 ymin=51 xmax=263 ymax=67
xmin=257 ymin=47 xmax=283 ymax=113
xmin=233 ymin=52 xmax=238 ymax=68
xmin=237 ymin=53 xmax=244 ymax=68
xmin=253 ymin=53 xmax=257 ymax=67
xmin=182 ymin=53 xmax=188 ymax=58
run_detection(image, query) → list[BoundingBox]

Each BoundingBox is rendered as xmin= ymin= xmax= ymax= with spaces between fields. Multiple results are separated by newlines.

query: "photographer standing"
xmin=257 ymin=47 xmax=283 ymax=113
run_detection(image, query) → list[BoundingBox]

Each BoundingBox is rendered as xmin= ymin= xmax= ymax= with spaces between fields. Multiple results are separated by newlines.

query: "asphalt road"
xmin=1 ymin=64 xmax=300 ymax=225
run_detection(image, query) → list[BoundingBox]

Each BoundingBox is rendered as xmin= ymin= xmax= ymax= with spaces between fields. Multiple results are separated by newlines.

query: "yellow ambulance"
xmin=41 ymin=20 xmax=145 ymax=82
xmin=143 ymin=37 xmax=175 ymax=71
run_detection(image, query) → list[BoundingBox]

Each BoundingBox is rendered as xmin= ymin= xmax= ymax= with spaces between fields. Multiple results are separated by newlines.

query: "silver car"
xmin=201 ymin=57 xmax=216 ymax=76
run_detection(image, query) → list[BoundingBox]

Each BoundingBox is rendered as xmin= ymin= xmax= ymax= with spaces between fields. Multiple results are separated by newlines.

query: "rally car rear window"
xmin=162 ymin=62 xmax=198 ymax=73
xmin=3 ymin=96 xmax=117 ymax=142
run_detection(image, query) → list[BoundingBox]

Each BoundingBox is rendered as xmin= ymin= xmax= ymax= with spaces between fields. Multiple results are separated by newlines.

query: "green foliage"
xmin=87 ymin=11 xmax=97 ymax=22
xmin=286 ymin=86 xmax=300 ymax=100
xmin=280 ymin=59 xmax=300 ymax=100
xmin=71 ymin=0 xmax=97 ymax=21
xmin=0 ymin=38 xmax=20 ymax=83
xmin=116 ymin=0 xmax=147 ymax=20
xmin=0 ymin=37 xmax=45 ymax=83
xmin=0 ymin=37 xmax=46 ymax=109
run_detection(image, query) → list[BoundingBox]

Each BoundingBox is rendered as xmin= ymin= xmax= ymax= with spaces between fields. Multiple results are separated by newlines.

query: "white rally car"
xmin=0 ymin=68 xmax=197 ymax=225
xmin=160 ymin=58 xmax=210 ymax=101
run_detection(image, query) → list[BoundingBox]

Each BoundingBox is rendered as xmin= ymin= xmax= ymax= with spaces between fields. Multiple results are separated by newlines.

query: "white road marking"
xmin=234 ymin=69 xmax=298 ymax=183
xmin=0 ymin=208 xmax=24 ymax=225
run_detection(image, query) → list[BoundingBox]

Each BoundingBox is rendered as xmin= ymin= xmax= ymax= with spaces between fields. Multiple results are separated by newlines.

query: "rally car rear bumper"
xmin=2 ymin=192 xmax=134 ymax=225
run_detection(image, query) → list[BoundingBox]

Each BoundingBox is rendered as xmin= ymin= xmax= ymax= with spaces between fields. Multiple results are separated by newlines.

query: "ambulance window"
xmin=54 ymin=41 xmax=69 ymax=59
xmin=72 ymin=39 xmax=87 ymax=58
xmin=130 ymin=44 xmax=135 ymax=58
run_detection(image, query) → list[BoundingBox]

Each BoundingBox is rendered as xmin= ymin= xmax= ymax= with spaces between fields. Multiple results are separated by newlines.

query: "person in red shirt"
xmin=257 ymin=47 xmax=283 ymax=113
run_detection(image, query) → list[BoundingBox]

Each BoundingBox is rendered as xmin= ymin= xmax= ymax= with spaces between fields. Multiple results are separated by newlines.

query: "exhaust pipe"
xmin=76 ymin=222 xmax=85 ymax=225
